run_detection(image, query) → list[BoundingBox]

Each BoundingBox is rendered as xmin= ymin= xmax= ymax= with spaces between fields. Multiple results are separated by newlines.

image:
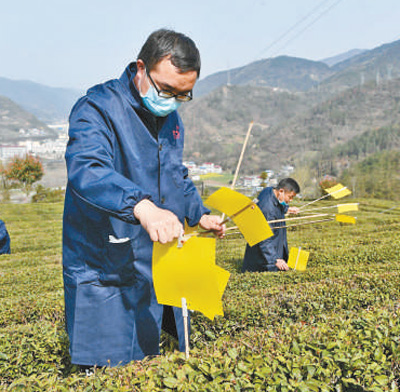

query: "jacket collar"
xmin=271 ymin=187 xmax=287 ymax=212
xmin=119 ymin=62 xmax=147 ymax=111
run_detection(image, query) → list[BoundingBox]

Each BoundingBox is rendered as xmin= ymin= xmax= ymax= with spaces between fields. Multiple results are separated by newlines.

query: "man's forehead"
xmin=151 ymin=57 xmax=197 ymax=92
xmin=281 ymin=189 xmax=296 ymax=196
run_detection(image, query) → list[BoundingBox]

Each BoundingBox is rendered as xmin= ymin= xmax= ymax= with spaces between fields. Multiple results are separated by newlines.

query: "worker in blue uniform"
xmin=63 ymin=29 xmax=225 ymax=368
xmin=0 ymin=219 xmax=10 ymax=254
xmin=241 ymin=178 xmax=300 ymax=272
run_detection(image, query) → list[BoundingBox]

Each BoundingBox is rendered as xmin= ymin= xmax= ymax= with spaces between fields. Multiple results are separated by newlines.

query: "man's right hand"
xmin=133 ymin=199 xmax=183 ymax=244
xmin=276 ymin=259 xmax=289 ymax=271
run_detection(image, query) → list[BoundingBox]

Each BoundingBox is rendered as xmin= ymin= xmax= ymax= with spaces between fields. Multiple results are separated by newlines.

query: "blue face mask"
xmin=279 ymin=200 xmax=288 ymax=207
xmin=140 ymin=83 xmax=181 ymax=117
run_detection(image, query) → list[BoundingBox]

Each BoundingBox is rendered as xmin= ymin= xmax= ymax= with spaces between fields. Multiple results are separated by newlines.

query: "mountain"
xmin=251 ymin=77 xmax=400 ymax=172
xmin=195 ymin=40 xmax=400 ymax=100
xmin=180 ymin=84 xmax=319 ymax=170
xmin=319 ymin=40 xmax=400 ymax=93
xmin=195 ymin=56 xmax=333 ymax=97
xmin=0 ymin=95 xmax=56 ymax=143
xmin=320 ymin=49 xmax=367 ymax=67
xmin=181 ymin=76 xmax=400 ymax=174
xmin=0 ymin=77 xmax=82 ymax=123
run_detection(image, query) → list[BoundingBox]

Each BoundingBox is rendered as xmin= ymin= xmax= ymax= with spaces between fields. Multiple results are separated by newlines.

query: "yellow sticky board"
xmin=152 ymin=236 xmax=230 ymax=320
xmin=325 ymin=183 xmax=352 ymax=199
xmin=337 ymin=203 xmax=359 ymax=213
xmin=335 ymin=214 xmax=356 ymax=224
xmin=205 ymin=187 xmax=273 ymax=246
xmin=287 ymin=247 xmax=310 ymax=271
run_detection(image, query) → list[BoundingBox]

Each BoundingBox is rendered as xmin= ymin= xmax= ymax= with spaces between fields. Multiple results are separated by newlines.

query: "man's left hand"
xmin=287 ymin=206 xmax=300 ymax=215
xmin=199 ymin=215 xmax=226 ymax=238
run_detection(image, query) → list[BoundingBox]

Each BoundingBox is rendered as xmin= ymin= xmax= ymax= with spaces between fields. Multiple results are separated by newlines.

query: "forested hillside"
xmin=180 ymin=85 xmax=318 ymax=171
xmin=341 ymin=150 xmax=400 ymax=200
xmin=182 ymin=77 xmax=400 ymax=174
xmin=0 ymin=95 xmax=55 ymax=142
xmin=321 ymin=39 xmax=400 ymax=93
xmin=195 ymin=56 xmax=332 ymax=96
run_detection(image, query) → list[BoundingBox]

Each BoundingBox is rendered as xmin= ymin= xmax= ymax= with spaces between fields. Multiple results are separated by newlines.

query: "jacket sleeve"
xmin=182 ymin=165 xmax=210 ymax=226
xmin=65 ymin=98 xmax=151 ymax=224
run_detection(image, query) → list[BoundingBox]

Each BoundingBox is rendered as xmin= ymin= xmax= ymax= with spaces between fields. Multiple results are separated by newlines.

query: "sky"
xmin=1 ymin=0 xmax=400 ymax=90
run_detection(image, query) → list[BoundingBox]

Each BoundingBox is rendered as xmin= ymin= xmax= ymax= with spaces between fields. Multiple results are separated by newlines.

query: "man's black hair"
xmin=137 ymin=29 xmax=201 ymax=77
xmin=276 ymin=178 xmax=300 ymax=194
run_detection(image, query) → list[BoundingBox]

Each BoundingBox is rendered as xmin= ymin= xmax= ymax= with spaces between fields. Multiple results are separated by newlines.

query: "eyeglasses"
xmin=146 ymin=70 xmax=193 ymax=102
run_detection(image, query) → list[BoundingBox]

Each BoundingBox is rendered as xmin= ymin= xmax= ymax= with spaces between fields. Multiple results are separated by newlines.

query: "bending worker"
xmin=242 ymin=178 xmax=300 ymax=272
xmin=63 ymin=29 xmax=225 ymax=368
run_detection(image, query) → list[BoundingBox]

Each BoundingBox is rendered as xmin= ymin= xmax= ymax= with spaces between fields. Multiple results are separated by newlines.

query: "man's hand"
xmin=276 ymin=259 xmax=289 ymax=271
xmin=287 ymin=206 xmax=300 ymax=215
xmin=199 ymin=214 xmax=226 ymax=238
xmin=134 ymin=199 xmax=183 ymax=244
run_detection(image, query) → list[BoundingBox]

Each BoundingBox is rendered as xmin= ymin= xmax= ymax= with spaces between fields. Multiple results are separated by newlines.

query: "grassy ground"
xmin=0 ymin=198 xmax=400 ymax=391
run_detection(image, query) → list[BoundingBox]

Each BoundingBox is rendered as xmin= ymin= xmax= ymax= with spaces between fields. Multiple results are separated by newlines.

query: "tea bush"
xmin=0 ymin=199 xmax=399 ymax=390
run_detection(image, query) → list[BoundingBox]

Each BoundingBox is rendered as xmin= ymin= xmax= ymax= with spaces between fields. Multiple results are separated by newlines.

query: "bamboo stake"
xmin=268 ymin=213 xmax=331 ymax=224
xmin=182 ymin=213 xmax=332 ymax=242
xmin=181 ymin=297 xmax=190 ymax=359
xmin=231 ymin=121 xmax=254 ymax=189
xmin=221 ymin=121 xmax=254 ymax=221
xmin=299 ymin=187 xmax=349 ymax=210
xmin=274 ymin=218 xmax=335 ymax=229
xmin=294 ymin=247 xmax=301 ymax=270
xmin=300 ymin=203 xmax=359 ymax=213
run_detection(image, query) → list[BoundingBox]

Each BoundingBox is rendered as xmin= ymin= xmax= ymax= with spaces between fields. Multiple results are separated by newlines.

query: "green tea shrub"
xmin=0 ymin=199 xmax=400 ymax=390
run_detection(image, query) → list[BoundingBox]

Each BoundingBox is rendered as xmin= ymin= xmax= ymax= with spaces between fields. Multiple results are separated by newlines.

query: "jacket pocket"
xmin=101 ymin=239 xmax=136 ymax=286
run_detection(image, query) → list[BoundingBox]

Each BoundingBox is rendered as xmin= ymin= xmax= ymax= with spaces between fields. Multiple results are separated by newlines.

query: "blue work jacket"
xmin=63 ymin=62 xmax=209 ymax=367
xmin=241 ymin=187 xmax=289 ymax=272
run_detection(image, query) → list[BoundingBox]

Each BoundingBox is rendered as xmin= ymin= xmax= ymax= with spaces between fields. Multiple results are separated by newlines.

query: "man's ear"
xmin=136 ymin=59 xmax=146 ymax=76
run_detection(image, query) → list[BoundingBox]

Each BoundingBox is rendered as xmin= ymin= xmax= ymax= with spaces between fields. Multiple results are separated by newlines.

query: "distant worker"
xmin=241 ymin=178 xmax=300 ymax=272
xmin=0 ymin=219 xmax=11 ymax=255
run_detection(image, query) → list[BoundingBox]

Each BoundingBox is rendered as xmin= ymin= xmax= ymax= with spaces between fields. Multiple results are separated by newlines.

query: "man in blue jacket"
xmin=241 ymin=178 xmax=300 ymax=272
xmin=0 ymin=219 xmax=10 ymax=254
xmin=63 ymin=29 xmax=224 ymax=368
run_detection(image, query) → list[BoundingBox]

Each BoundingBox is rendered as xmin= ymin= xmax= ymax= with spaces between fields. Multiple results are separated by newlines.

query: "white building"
xmin=0 ymin=145 xmax=27 ymax=161
xmin=242 ymin=175 xmax=262 ymax=188
xmin=19 ymin=134 xmax=68 ymax=160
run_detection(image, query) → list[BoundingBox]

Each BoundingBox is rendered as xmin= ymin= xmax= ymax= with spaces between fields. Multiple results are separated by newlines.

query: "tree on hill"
xmin=340 ymin=150 xmax=400 ymax=200
xmin=2 ymin=155 xmax=44 ymax=196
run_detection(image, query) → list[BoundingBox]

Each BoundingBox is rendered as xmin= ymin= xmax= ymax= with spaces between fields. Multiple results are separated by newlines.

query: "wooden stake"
xmin=181 ymin=297 xmax=190 ymax=359
xmin=268 ymin=213 xmax=331 ymax=224
xmin=299 ymin=187 xmax=348 ymax=210
xmin=231 ymin=121 xmax=254 ymax=189
xmin=294 ymin=247 xmax=301 ymax=270
xmin=221 ymin=121 xmax=254 ymax=222
xmin=274 ymin=218 xmax=335 ymax=229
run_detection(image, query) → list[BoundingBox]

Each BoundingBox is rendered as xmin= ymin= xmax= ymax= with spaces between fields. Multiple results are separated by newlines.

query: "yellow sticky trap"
xmin=335 ymin=214 xmax=356 ymax=224
xmin=205 ymin=187 xmax=273 ymax=246
xmin=152 ymin=237 xmax=230 ymax=320
xmin=325 ymin=183 xmax=352 ymax=199
xmin=287 ymin=247 xmax=310 ymax=271
xmin=337 ymin=203 xmax=359 ymax=213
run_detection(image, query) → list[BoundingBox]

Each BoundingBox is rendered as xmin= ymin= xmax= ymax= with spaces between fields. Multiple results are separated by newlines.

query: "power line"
xmin=257 ymin=0 xmax=344 ymax=59
xmin=269 ymin=0 xmax=344 ymax=58
xmin=257 ymin=0 xmax=333 ymax=58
